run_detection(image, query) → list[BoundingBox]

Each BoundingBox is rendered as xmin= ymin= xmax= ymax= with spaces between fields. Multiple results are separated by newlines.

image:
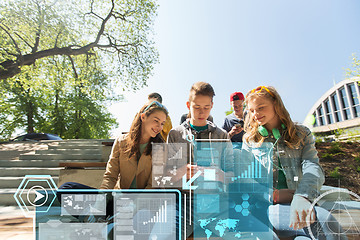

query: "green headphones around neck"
xmin=258 ymin=124 xmax=286 ymax=140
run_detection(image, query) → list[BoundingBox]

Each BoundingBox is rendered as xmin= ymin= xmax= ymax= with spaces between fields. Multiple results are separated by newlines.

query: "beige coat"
xmin=100 ymin=134 xmax=153 ymax=189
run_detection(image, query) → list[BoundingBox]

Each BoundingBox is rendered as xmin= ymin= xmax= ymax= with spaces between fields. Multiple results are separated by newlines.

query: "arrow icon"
xmin=182 ymin=171 xmax=202 ymax=190
xmin=27 ymin=185 xmax=48 ymax=207
xmin=34 ymin=191 xmax=45 ymax=202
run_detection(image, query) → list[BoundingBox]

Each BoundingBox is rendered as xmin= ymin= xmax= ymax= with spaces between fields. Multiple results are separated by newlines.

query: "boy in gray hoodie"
xmin=167 ymin=82 xmax=235 ymax=238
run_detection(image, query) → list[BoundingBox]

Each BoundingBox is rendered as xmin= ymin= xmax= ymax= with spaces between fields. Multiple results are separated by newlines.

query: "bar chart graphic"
xmin=169 ymin=148 xmax=182 ymax=160
xmin=232 ymin=159 xmax=263 ymax=181
xmin=142 ymin=200 xmax=168 ymax=225
xmin=231 ymin=146 xmax=273 ymax=182
xmin=152 ymin=143 xmax=187 ymax=188
xmin=113 ymin=192 xmax=176 ymax=239
xmin=137 ymin=197 xmax=173 ymax=234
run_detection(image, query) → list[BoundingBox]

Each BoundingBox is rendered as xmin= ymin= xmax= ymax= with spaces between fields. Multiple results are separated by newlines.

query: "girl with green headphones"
xmin=242 ymin=86 xmax=346 ymax=239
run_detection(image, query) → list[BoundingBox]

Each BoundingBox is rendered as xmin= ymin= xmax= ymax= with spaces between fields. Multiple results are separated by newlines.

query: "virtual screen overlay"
xmin=151 ymin=141 xmax=274 ymax=239
xmin=15 ymin=141 xmax=357 ymax=239
xmin=36 ymin=190 xmax=180 ymax=240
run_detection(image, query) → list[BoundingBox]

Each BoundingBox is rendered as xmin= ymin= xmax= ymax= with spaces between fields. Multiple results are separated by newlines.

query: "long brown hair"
xmin=187 ymin=82 xmax=215 ymax=118
xmin=243 ymin=86 xmax=305 ymax=149
xmin=125 ymin=101 xmax=168 ymax=157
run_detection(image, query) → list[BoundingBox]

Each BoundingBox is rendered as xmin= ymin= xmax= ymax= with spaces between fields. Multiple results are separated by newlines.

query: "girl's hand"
xmin=289 ymin=195 xmax=316 ymax=230
xmin=186 ymin=164 xmax=200 ymax=180
xmin=273 ymin=189 xmax=295 ymax=204
xmin=170 ymin=164 xmax=197 ymax=182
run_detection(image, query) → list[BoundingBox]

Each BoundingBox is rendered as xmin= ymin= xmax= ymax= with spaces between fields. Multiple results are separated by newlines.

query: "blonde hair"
xmin=187 ymin=82 xmax=215 ymax=118
xmin=243 ymin=86 xmax=305 ymax=149
xmin=125 ymin=102 xmax=168 ymax=157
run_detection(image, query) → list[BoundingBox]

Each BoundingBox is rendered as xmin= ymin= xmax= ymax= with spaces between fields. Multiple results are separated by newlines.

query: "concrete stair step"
xmin=0 ymin=189 xmax=23 ymax=206
xmin=19 ymin=154 xmax=102 ymax=160
xmin=61 ymin=139 xmax=105 ymax=142
xmin=0 ymin=167 xmax=61 ymax=177
xmin=35 ymin=149 xmax=101 ymax=155
xmin=0 ymin=177 xmax=59 ymax=188
xmin=0 ymin=150 xmax=32 ymax=161
xmin=48 ymin=145 xmax=102 ymax=150
xmin=57 ymin=143 xmax=102 ymax=146
xmin=320 ymin=185 xmax=352 ymax=201
xmin=59 ymin=140 xmax=103 ymax=143
xmin=0 ymin=159 xmax=100 ymax=167
xmin=319 ymin=200 xmax=360 ymax=211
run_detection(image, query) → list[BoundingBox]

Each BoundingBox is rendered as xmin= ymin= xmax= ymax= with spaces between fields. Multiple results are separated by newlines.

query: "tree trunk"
xmin=26 ymin=98 xmax=34 ymax=133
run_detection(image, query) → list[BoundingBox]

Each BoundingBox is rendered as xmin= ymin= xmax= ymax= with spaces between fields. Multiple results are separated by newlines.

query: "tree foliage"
xmin=225 ymin=108 xmax=233 ymax=116
xmin=0 ymin=0 xmax=158 ymax=139
xmin=346 ymin=54 xmax=360 ymax=80
xmin=0 ymin=54 xmax=122 ymax=139
xmin=0 ymin=0 xmax=158 ymax=89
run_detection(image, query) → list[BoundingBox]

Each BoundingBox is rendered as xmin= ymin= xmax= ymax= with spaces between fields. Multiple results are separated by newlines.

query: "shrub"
xmin=327 ymin=142 xmax=343 ymax=154
xmin=329 ymin=167 xmax=342 ymax=179
xmin=355 ymin=156 xmax=360 ymax=163
xmin=321 ymin=153 xmax=334 ymax=161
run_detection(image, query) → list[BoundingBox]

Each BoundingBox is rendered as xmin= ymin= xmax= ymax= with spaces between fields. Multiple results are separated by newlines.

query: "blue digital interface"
xmin=191 ymin=141 xmax=273 ymax=239
xmin=31 ymin=142 xmax=275 ymax=240
xmin=35 ymin=190 xmax=181 ymax=240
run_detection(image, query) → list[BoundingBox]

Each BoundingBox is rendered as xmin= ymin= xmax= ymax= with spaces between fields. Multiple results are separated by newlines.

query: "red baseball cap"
xmin=230 ymin=92 xmax=244 ymax=101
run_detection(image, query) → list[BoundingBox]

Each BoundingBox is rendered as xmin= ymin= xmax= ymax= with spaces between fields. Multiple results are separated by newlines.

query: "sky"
xmin=109 ymin=0 xmax=360 ymax=136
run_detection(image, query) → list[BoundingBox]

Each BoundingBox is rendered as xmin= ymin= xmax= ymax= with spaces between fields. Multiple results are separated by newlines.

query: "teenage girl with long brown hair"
xmin=101 ymin=100 xmax=168 ymax=189
xmin=59 ymin=101 xmax=168 ymax=191
xmin=243 ymin=86 xmax=346 ymax=239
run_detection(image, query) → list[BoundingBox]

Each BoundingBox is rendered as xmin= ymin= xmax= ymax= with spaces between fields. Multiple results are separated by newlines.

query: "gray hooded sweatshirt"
xmin=167 ymin=119 xmax=234 ymax=172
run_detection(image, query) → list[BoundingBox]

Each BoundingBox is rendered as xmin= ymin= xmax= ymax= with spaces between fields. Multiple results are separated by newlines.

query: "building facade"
xmin=306 ymin=78 xmax=360 ymax=133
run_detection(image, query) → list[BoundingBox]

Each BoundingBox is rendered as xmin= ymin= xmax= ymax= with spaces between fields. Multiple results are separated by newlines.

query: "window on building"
xmin=324 ymin=99 xmax=333 ymax=124
xmin=339 ymin=87 xmax=352 ymax=120
xmin=354 ymin=106 xmax=360 ymax=117
xmin=331 ymin=93 xmax=342 ymax=122
xmin=312 ymin=112 xmax=317 ymax=127
xmin=348 ymin=82 xmax=360 ymax=118
xmin=317 ymin=106 xmax=324 ymax=126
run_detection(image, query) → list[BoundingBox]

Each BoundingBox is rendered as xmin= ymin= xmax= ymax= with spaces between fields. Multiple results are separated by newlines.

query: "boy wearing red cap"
xmin=222 ymin=92 xmax=245 ymax=142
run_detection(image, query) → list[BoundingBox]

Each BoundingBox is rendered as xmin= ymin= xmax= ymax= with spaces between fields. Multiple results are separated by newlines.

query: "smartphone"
xmin=239 ymin=119 xmax=244 ymax=127
xmin=236 ymin=120 xmax=244 ymax=128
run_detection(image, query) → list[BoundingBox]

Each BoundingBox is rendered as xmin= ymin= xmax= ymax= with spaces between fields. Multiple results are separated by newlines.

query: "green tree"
xmin=0 ymin=64 xmax=45 ymax=137
xmin=0 ymin=0 xmax=158 ymax=89
xmin=38 ymin=54 xmax=121 ymax=139
xmin=0 ymin=0 xmax=157 ymax=139
xmin=225 ymin=107 xmax=233 ymax=116
xmin=0 ymin=54 xmax=121 ymax=139
xmin=346 ymin=54 xmax=360 ymax=82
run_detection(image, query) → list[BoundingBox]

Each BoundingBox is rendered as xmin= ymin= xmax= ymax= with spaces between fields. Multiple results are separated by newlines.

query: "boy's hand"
xmin=229 ymin=125 xmax=243 ymax=137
